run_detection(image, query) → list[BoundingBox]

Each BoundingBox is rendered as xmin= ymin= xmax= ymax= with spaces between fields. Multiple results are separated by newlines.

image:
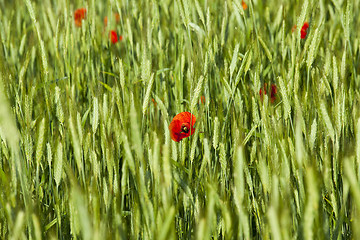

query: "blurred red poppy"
xmin=259 ymin=83 xmax=277 ymax=103
xmin=74 ymin=8 xmax=87 ymax=27
xmin=259 ymin=83 xmax=267 ymax=101
xmin=109 ymin=30 xmax=119 ymax=44
xmin=169 ymin=112 xmax=196 ymax=142
xmin=270 ymin=84 xmax=277 ymax=103
xmin=242 ymin=0 xmax=248 ymax=10
xmin=291 ymin=25 xmax=297 ymax=32
xmin=300 ymin=22 xmax=309 ymax=39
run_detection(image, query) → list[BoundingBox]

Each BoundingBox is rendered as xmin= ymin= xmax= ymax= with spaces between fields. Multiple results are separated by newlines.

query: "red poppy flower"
xmin=291 ymin=25 xmax=297 ymax=33
xmin=300 ymin=22 xmax=309 ymax=39
xmin=302 ymin=22 xmax=309 ymax=31
xmin=259 ymin=83 xmax=267 ymax=101
xmin=109 ymin=30 xmax=119 ymax=44
xmin=259 ymin=87 xmax=267 ymax=96
xmin=74 ymin=8 xmax=87 ymax=27
xmin=259 ymin=83 xmax=277 ymax=103
xmin=169 ymin=112 xmax=196 ymax=142
xmin=270 ymin=84 xmax=277 ymax=103
xmin=242 ymin=0 xmax=248 ymax=10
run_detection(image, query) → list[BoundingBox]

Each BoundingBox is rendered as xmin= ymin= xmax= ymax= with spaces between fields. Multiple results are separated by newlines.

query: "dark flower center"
xmin=181 ymin=124 xmax=189 ymax=133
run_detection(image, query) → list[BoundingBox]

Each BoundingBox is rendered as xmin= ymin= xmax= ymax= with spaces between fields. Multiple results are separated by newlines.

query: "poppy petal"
xmin=270 ymin=84 xmax=277 ymax=103
xmin=300 ymin=22 xmax=309 ymax=39
xmin=300 ymin=29 xmax=307 ymax=39
xmin=74 ymin=8 xmax=87 ymax=27
xmin=109 ymin=30 xmax=119 ymax=44
xmin=302 ymin=22 xmax=309 ymax=31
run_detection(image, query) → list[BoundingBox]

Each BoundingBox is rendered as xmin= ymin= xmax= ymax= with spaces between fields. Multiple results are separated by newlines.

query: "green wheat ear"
xmin=54 ymin=141 xmax=63 ymax=188
xmin=0 ymin=0 xmax=359 ymax=238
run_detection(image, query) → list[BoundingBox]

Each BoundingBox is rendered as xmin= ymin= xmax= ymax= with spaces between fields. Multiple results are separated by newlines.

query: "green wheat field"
xmin=1 ymin=0 xmax=360 ymax=239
